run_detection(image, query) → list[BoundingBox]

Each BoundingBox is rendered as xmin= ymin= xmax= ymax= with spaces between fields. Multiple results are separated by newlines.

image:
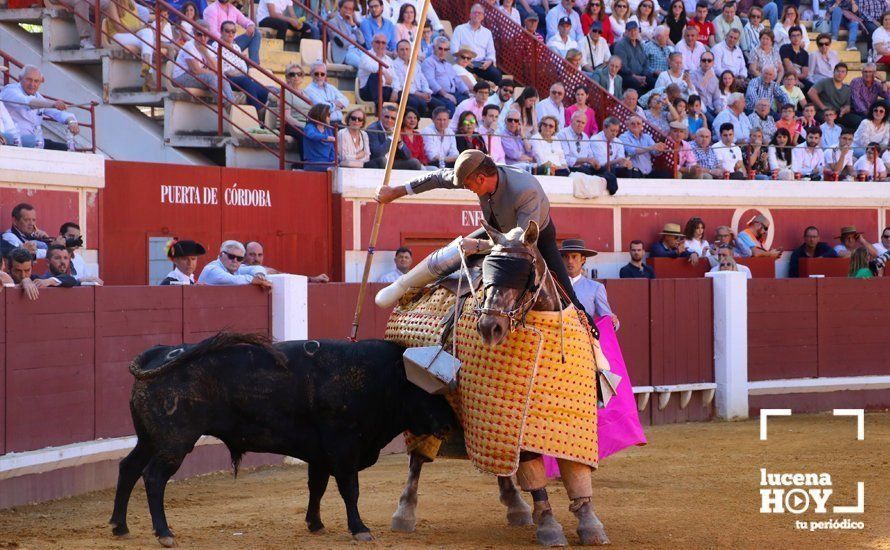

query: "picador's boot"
xmin=571 ymin=497 xmax=610 ymax=545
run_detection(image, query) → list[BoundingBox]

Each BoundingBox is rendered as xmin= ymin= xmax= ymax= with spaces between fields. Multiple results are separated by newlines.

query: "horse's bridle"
xmin=474 ymin=245 xmax=546 ymax=332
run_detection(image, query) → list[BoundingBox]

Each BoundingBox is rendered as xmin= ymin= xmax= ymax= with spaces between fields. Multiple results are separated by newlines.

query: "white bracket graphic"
xmin=833 ymin=481 xmax=865 ymax=514
xmin=833 ymin=409 xmax=865 ymax=440
xmin=759 ymin=408 xmax=791 ymax=440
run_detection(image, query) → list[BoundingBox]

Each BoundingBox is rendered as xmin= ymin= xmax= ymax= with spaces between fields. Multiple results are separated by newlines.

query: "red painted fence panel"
xmin=646 ymin=258 xmax=709 ymax=279
xmin=5 ymin=288 xmax=96 ymax=453
xmin=182 ymin=286 xmax=271 ymax=342
xmin=94 ymin=286 xmax=184 ymax=438
xmin=817 ymin=278 xmax=890 ymax=377
xmin=799 ymin=258 xmax=851 ymax=277
xmin=308 ymin=283 xmax=392 ymax=341
xmin=602 ymin=279 xmax=650 ymax=387
xmin=747 ymin=279 xmax=818 ymax=381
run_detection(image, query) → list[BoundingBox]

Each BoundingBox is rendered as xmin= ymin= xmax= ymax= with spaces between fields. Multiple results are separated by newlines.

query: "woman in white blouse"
xmin=772 ymin=5 xmax=809 ymax=49
xmin=853 ymin=101 xmax=890 ymax=156
xmin=629 ymin=0 xmax=657 ymax=41
xmin=337 ymin=108 xmax=371 ymax=167
xmin=683 ymin=217 xmax=712 ymax=257
xmin=531 ymin=115 xmax=569 ymax=175
xmin=609 ymin=0 xmax=632 ymax=41
xmin=499 ymin=0 xmax=521 ymax=26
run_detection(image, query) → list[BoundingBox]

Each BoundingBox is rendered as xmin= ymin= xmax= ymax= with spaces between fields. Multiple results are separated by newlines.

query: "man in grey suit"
xmin=375 ymin=149 xmax=592 ymax=321
xmin=591 ymin=56 xmax=624 ymax=99
xmin=559 ymin=239 xmax=619 ymax=330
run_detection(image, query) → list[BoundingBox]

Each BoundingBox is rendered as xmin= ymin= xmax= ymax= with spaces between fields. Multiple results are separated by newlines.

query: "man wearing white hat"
xmin=649 ymin=222 xmax=695 ymax=259
xmin=559 ymin=239 xmax=619 ymax=330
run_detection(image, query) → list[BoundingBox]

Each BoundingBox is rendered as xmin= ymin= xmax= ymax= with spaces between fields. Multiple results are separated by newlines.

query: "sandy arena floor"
xmin=1 ymin=413 xmax=888 ymax=549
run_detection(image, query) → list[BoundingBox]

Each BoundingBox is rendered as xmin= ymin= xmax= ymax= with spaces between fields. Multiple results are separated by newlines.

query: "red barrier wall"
xmin=308 ymin=283 xmax=393 ymax=340
xmin=2 ymin=286 xmax=270 ymax=455
xmin=100 ymin=161 xmax=333 ymax=285
xmin=748 ymin=278 xmax=890 ymax=382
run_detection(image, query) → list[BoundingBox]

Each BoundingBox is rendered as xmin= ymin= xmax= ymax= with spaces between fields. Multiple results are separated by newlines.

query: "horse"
xmin=390 ymin=219 xmax=610 ymax=546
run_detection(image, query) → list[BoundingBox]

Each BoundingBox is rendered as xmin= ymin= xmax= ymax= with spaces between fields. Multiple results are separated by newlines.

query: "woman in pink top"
xmin=395 ymin=4 xmax=418 ymax=43
xmin=564 ymin=86 xmax=598 ymax=137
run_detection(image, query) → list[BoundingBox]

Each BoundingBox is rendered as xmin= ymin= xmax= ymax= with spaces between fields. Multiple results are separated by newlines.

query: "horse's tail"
xmin=128 ymin=332 xmax=288 ymax=380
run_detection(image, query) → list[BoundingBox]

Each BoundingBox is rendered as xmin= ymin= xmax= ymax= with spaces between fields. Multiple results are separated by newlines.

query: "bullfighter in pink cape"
xmin=544 ymin=240 xmax=647 ymax=477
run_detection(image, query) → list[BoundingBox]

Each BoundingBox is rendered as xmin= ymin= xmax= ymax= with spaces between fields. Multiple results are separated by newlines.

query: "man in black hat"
xmin=160 ymin=239 xmax=206 ymax=285
xmin=375 ymin=149 xmax=590 ymax=319
xmin=559 ymin=238 xmax=619 ymax=330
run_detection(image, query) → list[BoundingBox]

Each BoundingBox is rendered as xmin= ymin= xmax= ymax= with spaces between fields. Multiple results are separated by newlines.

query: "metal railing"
xmin=430 ymin=0 xmax=676 ymax=172
xmin=73 ymin=0 xmax=343 ymax=169
xmin=0 ymin=49 xmax=98 ymax=153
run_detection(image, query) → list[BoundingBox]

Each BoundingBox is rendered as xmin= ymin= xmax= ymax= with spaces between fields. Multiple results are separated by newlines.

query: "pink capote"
xmin=544 ymin=317 xmax=647 ymax=478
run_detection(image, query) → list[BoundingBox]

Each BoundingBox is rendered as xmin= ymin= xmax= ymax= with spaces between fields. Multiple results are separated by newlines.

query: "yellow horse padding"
xmin=385 ymin=286 xmax=599 ymax=476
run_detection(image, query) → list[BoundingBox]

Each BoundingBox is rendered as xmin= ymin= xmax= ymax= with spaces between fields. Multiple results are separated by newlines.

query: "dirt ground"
xmin=1 ymin=413 xmax=888 ymax=549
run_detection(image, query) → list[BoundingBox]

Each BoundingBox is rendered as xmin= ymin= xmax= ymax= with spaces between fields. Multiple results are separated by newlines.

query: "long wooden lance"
xmin=349 ymin=0 xmax=432 ymax=340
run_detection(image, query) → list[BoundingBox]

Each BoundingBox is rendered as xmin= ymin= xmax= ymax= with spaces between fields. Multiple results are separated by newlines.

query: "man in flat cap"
xmin=160 ymin=239 xmax=206 ymax=285
xmin=560 ymin=238 xmax=619 ymax=330
xmin=375 ymin=149 xmax=590 ymax=318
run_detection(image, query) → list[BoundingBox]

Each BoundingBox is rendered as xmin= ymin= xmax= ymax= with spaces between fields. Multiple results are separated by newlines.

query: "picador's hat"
xmin=559 ymin=238 xmax=598 ymax=257
xmin=453 ymin=149 xmax=489 ymax=185
xmin=167 ymin=239 xmax=207 ymax=258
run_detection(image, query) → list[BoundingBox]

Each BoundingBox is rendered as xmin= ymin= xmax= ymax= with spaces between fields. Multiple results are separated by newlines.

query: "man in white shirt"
xmin=479 ymin=104 xmax=506 ymax=163
xmin=450 ymin=3 xmax=503 ymax=84
xmin=713 ymin=122 xmax=745 ymax=178
xmin=558 ymin=110 xmax=597 ymax=174
xmin=536 ymin=82 xmax=567 ymax=130
xmin=0 ymin=65 xmax=78 ymax=150
xmin=303 ymin=61 xmax=350 ymax=123
xmin=792 ymin=128 xmax=826 ymax=179
xmin=198 ymin=240 xmax=272 ymax=287
xmin=710 ymin=28 xmax=748 ymax=82
xmin=712 ymin=92 xmax=752 ymax=144
xmin=171 ymin=20 xmax=236 ymax=104
xmin=579 ymin=23 xmax=610 ymax=76
xmin=676 ymin=25 xmax=707 ymax=72
xmin=547 ymin=16 xmax=579 ymax=57
xmin=391 ymin=39 xmax=436 ymax=116
xmin=654 ymin=52 xmax=698 ymax=99
xmin=377 ymin=246 xmax=413 ymax=283
xmin=421 ymin=106 xmax=459 ymax=167
xmin=590 ymin=116 xmax=634 ymax=186
xmin=824 ymin=127 xmax=854 ymax=180
xmin=545 ymin=0 xmax=583 ymax=42
xmin=486 ymin=79 xmax=515 ymax=109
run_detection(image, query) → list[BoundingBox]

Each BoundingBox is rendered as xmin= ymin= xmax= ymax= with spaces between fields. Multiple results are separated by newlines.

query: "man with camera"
xmin=2 ymin=203 xmax=51 ymax=260
xmin=55 ymin=222 xmax=102 ymax=284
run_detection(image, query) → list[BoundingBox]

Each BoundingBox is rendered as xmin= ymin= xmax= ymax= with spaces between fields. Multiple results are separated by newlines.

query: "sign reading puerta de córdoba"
xmin=160 ymin=183 xmax=272 ymax=208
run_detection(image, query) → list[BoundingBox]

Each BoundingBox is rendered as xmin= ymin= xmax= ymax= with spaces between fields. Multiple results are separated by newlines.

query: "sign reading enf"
xmin=161 ymin=183 xmax=271 ymax=207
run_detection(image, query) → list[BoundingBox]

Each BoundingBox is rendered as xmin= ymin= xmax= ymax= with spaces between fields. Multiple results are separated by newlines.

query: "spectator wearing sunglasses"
xmin=198 ymin=240 xmax=271 ymax=288
xmin=557 ymin=110 xmax=598 ymax=175
xmin=171 ymin=19 xmax=236 ymax=104
xmin=450 ymin=81 xmax=492 ymax=132
xmin=455 ymin=111 xmax=488 ymax=154
xmin=421 ymin=36 xmax=470 ymax=115
xmin=808 ymin=34 xmax=840 ymax=84
xmin=219 ymin=21 xmax=270 ymax=123
xmin=304 ymin=61 xmax=350 ymax=124
xmin=365 ymin=104 xmax=424 ymax=170
xmin=531 ymin=115 xmax=569 ymax=176
xmin=358 ymin=33 xmax=398 ymax=106
xmin=338 ymin=108 xmax=371 ymax=167
xmin=536 ymin=82 xmax=567 ymax=131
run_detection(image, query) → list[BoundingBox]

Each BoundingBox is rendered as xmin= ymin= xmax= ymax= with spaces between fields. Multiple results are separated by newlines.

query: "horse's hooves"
xmin=307 ymin=522 xmax=326 ymax=534
xmin=536 ymin=514 xmax=568 ymax=547
xmin=110 ymin=523 xmax=130 ymax=537
xmin=391 ymin=515 xmax=417 ymax=533
xmin=507 ymin=510 xmax=534 ymax=526
xmin=158 ymin=535 xmax=176 ymax=547
xmin=578 ymin=527 xmax=611 ymax=546
xmin=352 ymin=531 xmax=375 ymax=542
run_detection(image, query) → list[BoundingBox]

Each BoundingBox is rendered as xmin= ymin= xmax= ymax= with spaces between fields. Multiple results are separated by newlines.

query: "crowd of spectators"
xmin=615 ymin=215 xmax=890 ymax=279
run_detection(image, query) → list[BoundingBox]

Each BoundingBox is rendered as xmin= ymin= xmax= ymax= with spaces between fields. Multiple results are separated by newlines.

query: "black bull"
xmin=109 ymin=333 xmax=457 ymax=546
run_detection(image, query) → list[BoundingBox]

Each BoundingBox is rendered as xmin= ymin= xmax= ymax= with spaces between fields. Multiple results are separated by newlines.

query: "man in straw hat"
xmin=649 ymin=223 xmax=695 ymax=259
xmin=833 ymin=225 xmax=879 ymax=258
xmin=375 ymin=149 xmax=591 ymax=320
xmin=737 ymin=214 xmax=782 ymax=258
xmin=559 ymin=239 xmax=619 ymax=330
xmin=160 ymin=239 xmax=206 ymax=285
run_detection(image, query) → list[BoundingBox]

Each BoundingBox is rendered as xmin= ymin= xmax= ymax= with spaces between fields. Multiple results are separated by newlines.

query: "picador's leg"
xmin=536 ymin=220 xmax=592 ymax=320
xmin=498 ymin=475 xmax=533 ymax=526
xmin=516 ymin=452 xmax=568 ymax=547
xmin=305 ymin=462 xmax=330 ymax=533
xmin=557 ymin=459 xmax=609 ymax=546
xmin=391 ymin=451 xmax=428 ymax=532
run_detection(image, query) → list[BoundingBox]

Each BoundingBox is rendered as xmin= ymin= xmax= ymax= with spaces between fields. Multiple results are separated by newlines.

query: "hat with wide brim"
xmin=559 ymin=238 xmax=598 ymax=257
xmin=659 ymin=223 xmax=685 ymax=237
xmin=453 ymin=149 xmax=488 ymax=186
xmin=168 ymin=239 xmax=207 ymax=258
xmin=456 ymin=46 xmax=477 ymax=59
xmin=836 ymin=226 xmax=860 ymax=239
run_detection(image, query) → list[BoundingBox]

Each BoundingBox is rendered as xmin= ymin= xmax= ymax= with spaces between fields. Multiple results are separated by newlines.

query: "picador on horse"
xmin=376 ymin=150 xmax=646 ymax=546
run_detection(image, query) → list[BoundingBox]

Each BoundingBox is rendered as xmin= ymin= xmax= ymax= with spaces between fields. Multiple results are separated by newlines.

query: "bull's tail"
xmin=128 ymin=332 xmax=288 ymax=380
